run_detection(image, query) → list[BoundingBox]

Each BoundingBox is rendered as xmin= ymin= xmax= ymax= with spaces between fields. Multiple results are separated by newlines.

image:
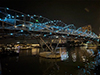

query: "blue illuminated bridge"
xmin=0 ymin=7 xmax=99 ymax=42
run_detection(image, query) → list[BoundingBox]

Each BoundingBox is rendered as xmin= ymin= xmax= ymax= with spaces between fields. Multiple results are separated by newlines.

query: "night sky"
xmin=1 ymin=0 xmax=100 ymax=35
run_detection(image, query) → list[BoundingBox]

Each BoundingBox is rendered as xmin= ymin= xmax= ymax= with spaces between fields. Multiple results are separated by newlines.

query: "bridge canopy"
xmin=0 ymin=7 xmax=99 ymax=40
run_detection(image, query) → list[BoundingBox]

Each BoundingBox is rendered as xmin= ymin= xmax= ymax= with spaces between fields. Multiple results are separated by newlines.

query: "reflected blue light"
xmin=56 ymin=26 xmax=59 ymax=28
xmin=21 ymin=30 xmax=23 ymax=32
xmin=0 ymin=18 xmax=1 ymax=20
xmin=51 ymin=21 xmax=53 ymax=23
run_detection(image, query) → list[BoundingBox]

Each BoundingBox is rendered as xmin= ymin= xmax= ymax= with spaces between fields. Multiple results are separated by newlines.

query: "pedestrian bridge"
xmin=0 ymin=7 xmax=99 ymax=42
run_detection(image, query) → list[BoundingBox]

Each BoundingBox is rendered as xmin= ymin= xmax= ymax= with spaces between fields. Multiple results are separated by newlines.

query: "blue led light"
xmin=21 ymin=30 xmax=23 ymax=32
xmin=22 ymin=15 xmax=24 ymax=17
xmin=40 ymin=16 xmax=42 ymax=17
xmin=44 ymin=35 xmax=46 ymax=37
xmin=6 ymin=8 xmax=9 ymax=10
xmin=77 ymin=66 xmax=80 ymax=68
xmin=8 ymin=14 xmax=10 ymax=16
xmin=10 ymin=33 xmax=13 ymax=35
xmin=27 ymin=14 xmax=30 ymax=16
xmin=54 ymin=20 xmax=56 ymax=22
xmin=0 ymin=18 xmax=1 ymax=20
xmin=12 ymin=16 xmax=14 ymax=18
xmin=16 ymin=15 xmax=19 ymax=17
xmin=34 ymin=15 xmax=36 ymax=16
xmin=50 ymin=32 xmax=52 ymax=35
xmin=59 ymin=29 xmax=61 ymax=31
xmin=31 ymin=16 xmax=33 ymax=18
xmin=97 ymin=39 xmax=100 ymax=42
xmin=75 ymin=37 xmax=77 ymax=38
xmin=29 ymin=28 xmax=31 ymax=30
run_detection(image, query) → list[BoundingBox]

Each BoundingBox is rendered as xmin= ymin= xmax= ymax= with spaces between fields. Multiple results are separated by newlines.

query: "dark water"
xmin=0 ymin=47 xmax=100 ymax=75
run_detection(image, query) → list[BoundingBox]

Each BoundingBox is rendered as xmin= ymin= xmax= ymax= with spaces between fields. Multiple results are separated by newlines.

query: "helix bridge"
xmin=0 ymin=7 xmax=99 ymax=42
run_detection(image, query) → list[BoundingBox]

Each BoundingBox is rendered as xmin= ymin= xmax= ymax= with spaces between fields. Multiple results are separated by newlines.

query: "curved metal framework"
xmin=0 ymin=7 xmax=99 ymax=40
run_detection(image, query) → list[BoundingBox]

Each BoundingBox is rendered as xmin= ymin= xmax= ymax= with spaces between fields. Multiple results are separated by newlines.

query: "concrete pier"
xmin=39 ymin=52 xmax=60 ymax=59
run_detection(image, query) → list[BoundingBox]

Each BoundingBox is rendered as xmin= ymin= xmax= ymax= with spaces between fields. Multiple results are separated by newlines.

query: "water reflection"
xmin=0 ymin=61 xmax=2 ymax=75
xmin=72 ymin=53 xmax=76 ymax=62
xmin=60 ymin=48 xmax=69 ymax=61
xmin=39 ymin=57 xmax=60 ymax=75
xmin=1 ymin=47 xmax=100 ymax=75
xmin=38 ymin=47 xmax=98 ymax=75
xmin=32 ymin=48 xmax=39 ymax=55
